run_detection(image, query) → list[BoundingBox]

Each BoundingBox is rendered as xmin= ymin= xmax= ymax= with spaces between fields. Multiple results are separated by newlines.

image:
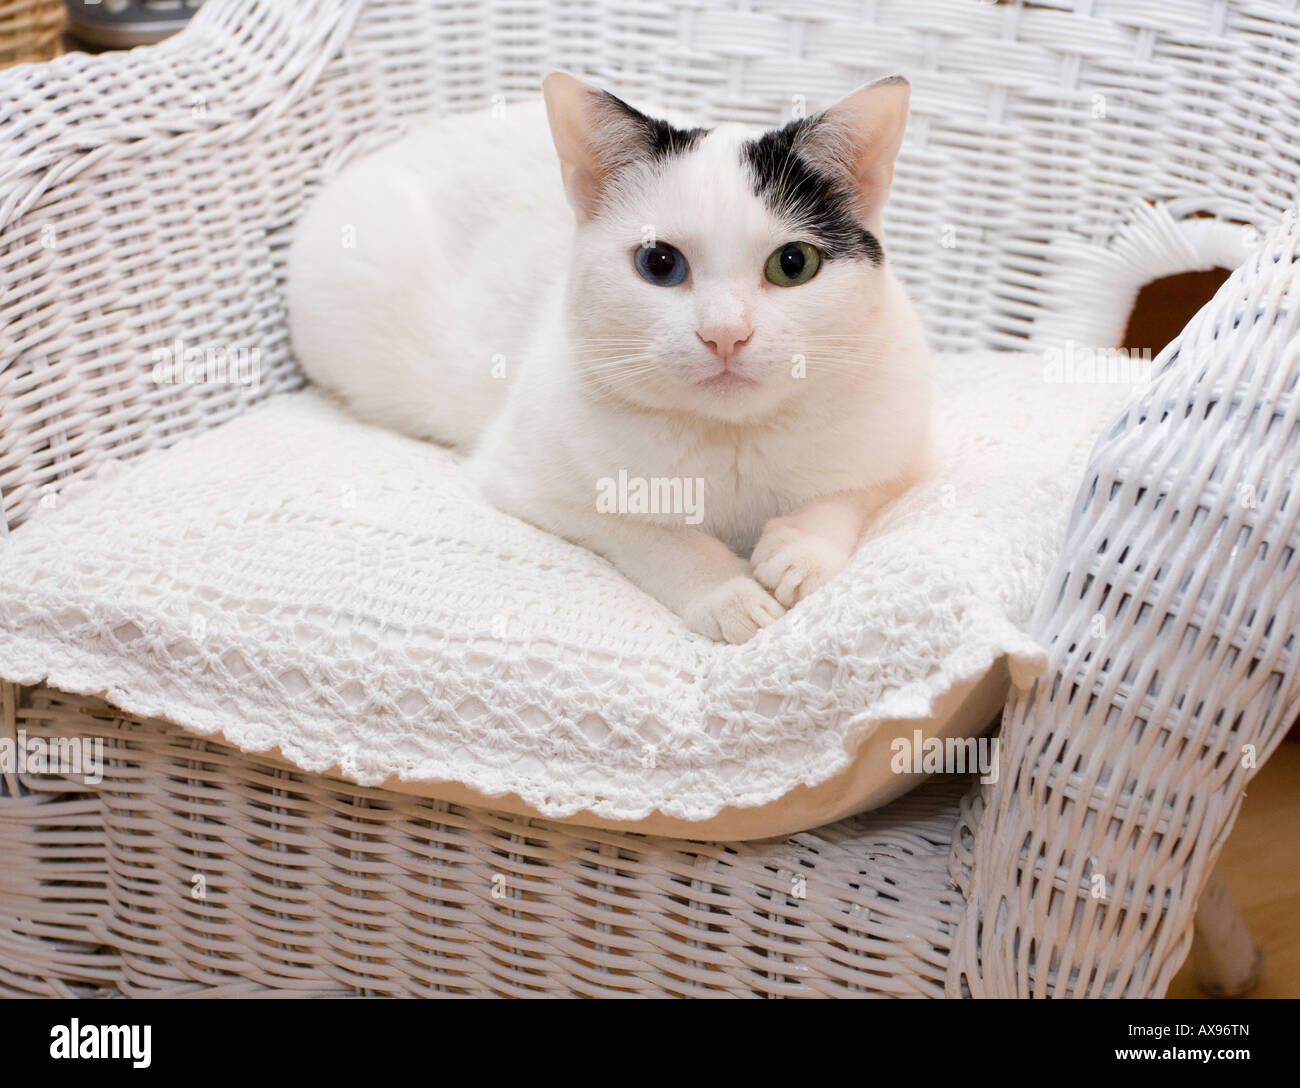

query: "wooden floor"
xmin=1167 ymin=741 xmax=1300 ymax=998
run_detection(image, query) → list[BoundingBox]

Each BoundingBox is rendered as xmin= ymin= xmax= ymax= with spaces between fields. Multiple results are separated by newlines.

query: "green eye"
xmin=764 ymin=241 xmax=821 ymax=287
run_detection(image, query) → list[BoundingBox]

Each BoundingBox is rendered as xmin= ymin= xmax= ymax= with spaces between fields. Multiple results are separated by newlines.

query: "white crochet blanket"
xmin=0 ymin=352 xmax=1129 ymax=830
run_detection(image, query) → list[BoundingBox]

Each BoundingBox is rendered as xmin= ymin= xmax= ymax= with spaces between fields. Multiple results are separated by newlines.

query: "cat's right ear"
xmin=542 ymin=70 xmax=646 ymax=221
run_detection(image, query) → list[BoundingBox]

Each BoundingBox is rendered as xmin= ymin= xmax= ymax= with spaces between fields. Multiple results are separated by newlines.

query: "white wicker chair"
xmin=1 ymin=0 xmax=1297 ymax=997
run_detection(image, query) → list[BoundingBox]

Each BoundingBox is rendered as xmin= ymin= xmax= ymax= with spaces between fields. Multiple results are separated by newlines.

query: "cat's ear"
xmin=804 ymin=76 xmax=910 ymax=228
xmin=541 ymin=70 xmax=659 ymax=220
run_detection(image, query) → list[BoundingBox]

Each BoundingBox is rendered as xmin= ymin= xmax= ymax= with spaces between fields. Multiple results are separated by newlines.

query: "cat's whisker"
xmin=572 ymin=361 xmax=661 ymax=370
xmin=569 ymin=339 xmax=658 ymax=347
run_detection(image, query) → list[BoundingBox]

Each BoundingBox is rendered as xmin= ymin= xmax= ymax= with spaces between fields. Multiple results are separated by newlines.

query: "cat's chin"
xmin=583 ymin=370 xmax=782 ymax=424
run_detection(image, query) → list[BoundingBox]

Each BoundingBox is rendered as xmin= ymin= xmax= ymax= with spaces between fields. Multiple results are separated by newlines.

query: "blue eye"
xmin=634 ymin=242 xmax=688 ymax=286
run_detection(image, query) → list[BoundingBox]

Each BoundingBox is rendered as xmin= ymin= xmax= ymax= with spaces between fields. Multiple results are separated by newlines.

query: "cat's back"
xmin=287 ymin=99 xmax=569 ymax=448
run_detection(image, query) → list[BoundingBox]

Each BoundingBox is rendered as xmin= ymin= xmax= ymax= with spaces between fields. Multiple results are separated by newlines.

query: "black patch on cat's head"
xmin=742 ymin=116 xmax=883 ymax=264
xmin=599 ymin=91 xmax=709 ymax=163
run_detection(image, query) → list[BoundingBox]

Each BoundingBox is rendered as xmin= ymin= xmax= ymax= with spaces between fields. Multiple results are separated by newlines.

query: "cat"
xmin=287 ymin=71 xmax=931 ymax=643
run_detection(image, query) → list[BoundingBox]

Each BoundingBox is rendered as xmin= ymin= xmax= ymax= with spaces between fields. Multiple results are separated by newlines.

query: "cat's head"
xmin=543 ymin=70 xmax=911 ymax=424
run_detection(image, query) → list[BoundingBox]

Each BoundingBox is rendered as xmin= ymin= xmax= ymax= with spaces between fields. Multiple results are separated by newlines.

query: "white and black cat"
xmin=288 ymin=72 xmax=931 ymax=643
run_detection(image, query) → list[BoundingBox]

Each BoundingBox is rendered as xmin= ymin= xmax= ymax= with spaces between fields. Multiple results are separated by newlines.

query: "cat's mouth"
xmin=695 ymin=370 xmax=757 ymax=393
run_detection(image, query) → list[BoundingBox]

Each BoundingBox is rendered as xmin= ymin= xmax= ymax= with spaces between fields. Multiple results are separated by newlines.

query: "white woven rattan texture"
xmin=1 ymin=686 xmax=967 ymax=997
xmin=1 ymin=0 xmax=1298 ymax=997
xmin=948 ymin=209 xmax=1300 ymax=997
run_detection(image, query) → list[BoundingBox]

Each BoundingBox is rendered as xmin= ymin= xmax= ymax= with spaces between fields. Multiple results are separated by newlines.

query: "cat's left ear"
xmin=542 ymin=70 xmax=659 ymax=221
xmin=806 ymin=76 xmax=910 ymax=229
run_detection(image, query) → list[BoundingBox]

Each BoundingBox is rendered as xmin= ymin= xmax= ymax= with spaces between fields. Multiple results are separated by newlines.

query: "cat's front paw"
xmin=684 ymin=575 xmax=785 ymax=644
xmin=750 ymin=519 xmax=850 ymax=609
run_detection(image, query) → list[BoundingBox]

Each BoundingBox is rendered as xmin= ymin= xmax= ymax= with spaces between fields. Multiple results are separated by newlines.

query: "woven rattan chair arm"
xmin=0 ymin=0 xmax=364 ymax=531
xmin=947 ymin=212 xmax=1300 ymax=998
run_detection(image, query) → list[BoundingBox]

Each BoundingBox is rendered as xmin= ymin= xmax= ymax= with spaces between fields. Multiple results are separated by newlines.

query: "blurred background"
xmin=2 ymin=0 xmax=199 ymax=59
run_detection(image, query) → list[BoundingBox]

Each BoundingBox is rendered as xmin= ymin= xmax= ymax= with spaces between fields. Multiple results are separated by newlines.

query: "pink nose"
xmin=697 ymin=323 xmax=752 ymax=361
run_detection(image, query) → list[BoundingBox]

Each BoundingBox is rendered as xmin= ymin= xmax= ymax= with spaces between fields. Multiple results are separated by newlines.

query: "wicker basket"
xmin=0 ymin=0 xmax=62 ymax=67
xmin=1 ymin=0 xmax=1298 ymax=998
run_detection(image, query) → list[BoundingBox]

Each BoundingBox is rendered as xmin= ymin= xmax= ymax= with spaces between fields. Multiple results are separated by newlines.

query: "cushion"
xmin=0 ymin=351 xmax=1130 ymax=839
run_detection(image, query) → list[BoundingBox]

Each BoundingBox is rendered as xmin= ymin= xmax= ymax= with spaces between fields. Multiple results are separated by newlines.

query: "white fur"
xmin=288 ymin=84 xmax=931 ymax=643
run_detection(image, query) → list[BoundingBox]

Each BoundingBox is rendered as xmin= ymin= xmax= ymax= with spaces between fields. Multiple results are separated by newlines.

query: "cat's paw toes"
xmin=751 ymin=521 xmax=850 ymax=609
xmin=684 ymin=575 xmax=785 ymax=644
